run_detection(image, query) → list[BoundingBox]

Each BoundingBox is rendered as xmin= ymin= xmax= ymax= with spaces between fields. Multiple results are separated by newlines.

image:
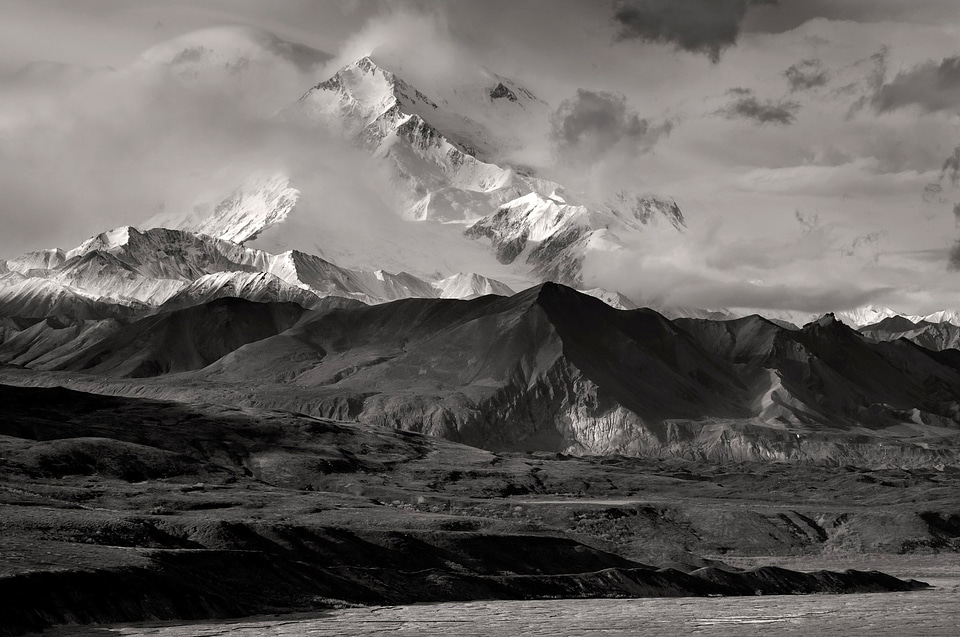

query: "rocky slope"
xmin=860 ymin=315 xmax=960 ymax=351
xmin=0 ymin=383 xmax=936 ymax=636
xmin=141 ymin=173 xmax=301 ymax=244
xmin=46 ymin=297 xmax=306 ymax=377
xmin=6 ymin=284 xmax=960 ymax=467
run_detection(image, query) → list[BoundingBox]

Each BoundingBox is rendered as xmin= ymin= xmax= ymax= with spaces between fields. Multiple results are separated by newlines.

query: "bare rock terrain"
xmin=0 ymin=382 xmax=953 ymax=636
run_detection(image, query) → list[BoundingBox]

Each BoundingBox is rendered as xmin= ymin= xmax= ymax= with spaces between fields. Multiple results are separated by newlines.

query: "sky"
xmin=1 ymin=0 xmax=960 ymax=313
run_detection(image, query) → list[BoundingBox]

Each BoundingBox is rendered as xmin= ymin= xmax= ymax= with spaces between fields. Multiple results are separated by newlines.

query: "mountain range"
xmin=5 ymin=283 xmax=960 ymax=469
xmin=4 ymin=27 xmax=960 ymax=470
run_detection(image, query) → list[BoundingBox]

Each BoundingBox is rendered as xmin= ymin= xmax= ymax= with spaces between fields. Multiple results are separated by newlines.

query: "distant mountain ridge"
xmin=6 ymin=283 xmax=960 ymax=468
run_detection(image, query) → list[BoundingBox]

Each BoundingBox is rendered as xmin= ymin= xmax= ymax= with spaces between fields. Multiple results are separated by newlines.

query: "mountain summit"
xmin=286 ymin=55 xmax=685 ymax=285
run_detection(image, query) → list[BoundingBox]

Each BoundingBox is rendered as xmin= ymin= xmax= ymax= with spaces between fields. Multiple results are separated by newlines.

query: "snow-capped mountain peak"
xmin=915 ymin=309 xmax=960 ymax=327
xmin=66 ymin=226 xmax=133 ymax=260
xmin=142 ymin=173 xmax=299 ymax=244
xmin=833 ymin=305 xmax=902 ymax=328
xmin=603 ymin=191 xmax=686 ymax=232
xmin=579 ymin=288 xmax=639 ymax=310
xmin=297 ymin=55 xmax=495 ymax=160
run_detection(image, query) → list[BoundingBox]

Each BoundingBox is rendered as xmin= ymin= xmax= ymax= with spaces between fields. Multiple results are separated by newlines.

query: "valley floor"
xmin=28 ymin=556 xmax=960 ymax=636
xmin=1 ymin=370 xmax=958 ymax=635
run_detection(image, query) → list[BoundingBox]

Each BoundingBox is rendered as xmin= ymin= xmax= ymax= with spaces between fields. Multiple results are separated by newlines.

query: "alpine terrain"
xmin=2 ymin=21 xmax=959 ymax=637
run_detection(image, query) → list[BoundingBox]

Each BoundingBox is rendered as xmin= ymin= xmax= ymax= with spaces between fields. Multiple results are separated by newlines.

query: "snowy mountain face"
xmin=286 ymin=56 xmax=685 ymax=285
xmin=292 ymin=56 xmax=535 ymax=223
xmin=466 ymin=190 xmax=685 ymax=284
xmin=0 ymin=221 xmax=518 ymax=327
xmin=823 ymin=306 xmax=960 ymax=330
xmin=915 ymin=310 xmax=960 ymax=327
xmin=9 ymin=30 xmax=959 ymax=328
xmin=142 ymin=173 xmax=300 ymax=244
xmin=433 ymin=272 xmax=516 ymax=299
xmin=0 ymin=42 xmax=689 ymax=329
xmin=833 ymin=305 xmax=901 ymax=328
xmin=579 ymin=288 xmax=639 ymax=310
xmin=5 ymin=249 xmax=67 ymax=274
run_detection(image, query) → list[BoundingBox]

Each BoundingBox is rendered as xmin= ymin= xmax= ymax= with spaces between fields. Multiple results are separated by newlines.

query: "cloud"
xmin=922 ymin=144 xmax=960 ymax=270
xmin=325 ymin=6 xmax=473 ymax=96
xmin=872 ymin=56 xmax=960 ymax=114
xmin=784 ymin=58 xmax=829 ymax=92
xmin=584 ymin=242 xmax=891 ymax=312
xmin=948 ymin=241 xmax=960 ymax=271
xmin=743 ymin=0 xmax=960 ymax=33
xmin=840 ymin=231 xmax=883 ymax=263
xmin=576 ymin=204 xmax=897 ymax=313
xmin=0 ymin=28 xmax=398 ymax=259
xmin=794 ymin=209 xmax=820 ymax=233
xmin=719 ymin=88 xmax=799 ymax=125
xmin=942 ymin=145 xmax=960 ymax=187
xmin=737 ymin=159 xmax=933 ymax=199
xmin=550 ymin=89 xmax=670 ymax=165
xmin=843 ymin=47 xmax=889 ymax=117
xmin=610 ymin=0 xmax=774 ymax=63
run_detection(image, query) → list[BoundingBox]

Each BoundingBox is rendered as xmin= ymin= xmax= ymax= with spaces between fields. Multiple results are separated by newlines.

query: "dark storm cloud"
xmin=872 ymin=56 xmax=960 ymax=114
xmin=610 ymin=0 xmax=775 ymax=63
xmin=551 ymin=89 xmax=670 ymax=164
xmin=719 ymin=89 xmax=799 ymax=125
xmin=784 ymin=58 xmax=829 ymax=92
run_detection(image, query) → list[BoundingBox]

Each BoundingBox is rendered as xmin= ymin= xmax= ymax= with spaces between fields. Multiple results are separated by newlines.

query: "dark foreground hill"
xmin=4 ymin=283 xmax=960 ymax=466
xmin=0 ymin=383 xmax=941 ymax=636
